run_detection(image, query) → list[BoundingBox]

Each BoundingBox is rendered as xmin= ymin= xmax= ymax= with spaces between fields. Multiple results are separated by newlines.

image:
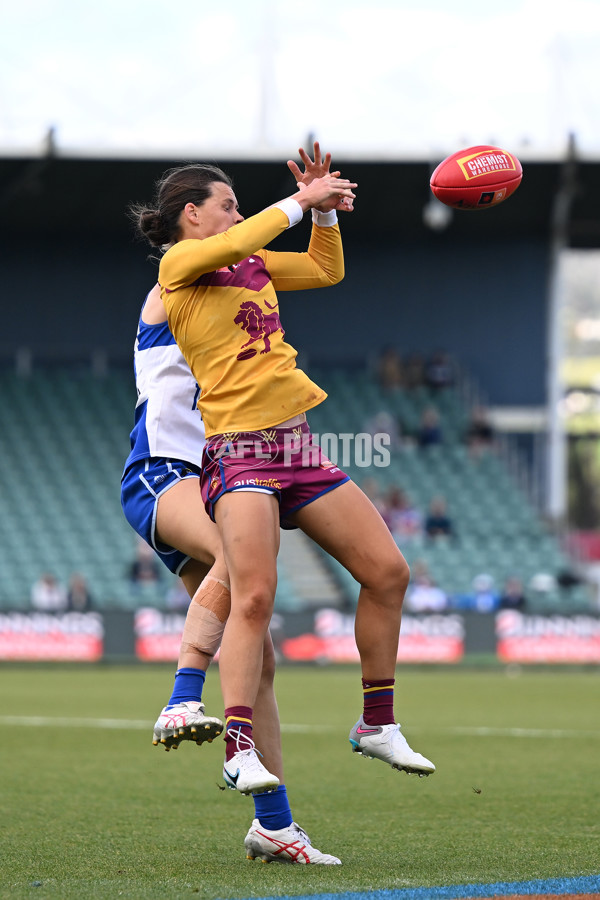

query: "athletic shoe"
xmin=244 ymin=819 xmax=341 ymax=864
xmin=152 ymin=701 xmax=223 ymax=751
xmin=223 ymin=748 xmax=280 ymax=796
xmin=349 ymin=716 xmax=435 ymax=776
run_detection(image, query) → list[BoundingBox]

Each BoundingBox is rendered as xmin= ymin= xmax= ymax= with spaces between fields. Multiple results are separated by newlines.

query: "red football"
xmin=430 ymin=145 xmax=522 ymax=210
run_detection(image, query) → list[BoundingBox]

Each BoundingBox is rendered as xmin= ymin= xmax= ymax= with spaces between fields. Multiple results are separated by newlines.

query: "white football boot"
xmin=152 ymin=701 xmax=223 ymax=751
xmin=349 ymin=716 xmax=435 ymax=776
xmin=222 ymin=728 xmax=279 ymax=795
xmin=244 ymin=819 xmax=341 ymax=864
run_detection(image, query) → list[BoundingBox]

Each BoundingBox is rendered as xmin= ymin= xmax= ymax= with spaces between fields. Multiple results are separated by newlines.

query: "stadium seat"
xmin=0 ymin=363 xmax=587 ymax=615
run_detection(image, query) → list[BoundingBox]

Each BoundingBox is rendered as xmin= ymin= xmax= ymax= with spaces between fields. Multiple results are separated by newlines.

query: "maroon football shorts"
xmin=201 ymin=421 xmax=349 ymax=528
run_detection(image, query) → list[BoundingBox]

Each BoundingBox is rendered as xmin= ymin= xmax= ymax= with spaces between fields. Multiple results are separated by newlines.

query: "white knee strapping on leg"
xmin=180 ymin=576 xmax=231 ymax=658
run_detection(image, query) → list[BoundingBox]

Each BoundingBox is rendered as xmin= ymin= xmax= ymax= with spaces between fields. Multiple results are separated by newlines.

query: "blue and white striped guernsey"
xmin=123 ymin=299 xmax=206 ymax=472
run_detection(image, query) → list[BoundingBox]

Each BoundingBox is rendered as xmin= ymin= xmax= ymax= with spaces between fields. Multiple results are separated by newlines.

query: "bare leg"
xmin=156 ymin=478 xmax=226 ymax=576
xmin=155 ymin=480 xmax=282 ymax=766
xmin=253 ymin=631 xmax=283 ymax=781
xmin=291 ymin=480 xmax=435 ymax=776
xmin=214 ymin=490 xmax=280 ymax=712
xmin=291 ymin=480 xmax=409 ymax=679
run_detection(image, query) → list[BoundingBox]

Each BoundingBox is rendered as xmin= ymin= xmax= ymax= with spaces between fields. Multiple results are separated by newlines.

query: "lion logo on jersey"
xmin=234 ymin=299 xmax=283 ymax=360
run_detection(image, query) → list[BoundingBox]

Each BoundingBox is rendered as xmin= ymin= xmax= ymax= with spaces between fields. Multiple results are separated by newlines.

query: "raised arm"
xmin=160 ymin=174 xmax=356 ymax=291
xmin=258 ymin=144 xmax=357 ymax=291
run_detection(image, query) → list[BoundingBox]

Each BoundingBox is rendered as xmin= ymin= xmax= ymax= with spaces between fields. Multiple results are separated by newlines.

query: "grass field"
xmin=1 ymin=665 xmax=599 ymax=900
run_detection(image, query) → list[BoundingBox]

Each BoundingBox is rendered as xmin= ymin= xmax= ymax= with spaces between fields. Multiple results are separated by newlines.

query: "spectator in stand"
xmin=128 ymin=538 xmax=161 ymax=586
xmin=498 ymin=575 xmax=527 ymax=610
xmin=404 ymin=352 xmax=426 ymax=390
xmin=417 ymin=406 xmax=443 ymax=448
xmin=556 ymin=566 xmax=584 ymax=599
xmin=529 ymin=572 xmax=558 ymax=602
xmin=405 ymin=562 xmax=448 ymax=613
xmin=468 ymin=573 xmax=500 ymax=613
xmin=465 ymin=405 xmax=496 ymax=457
xmin=424 ymin=495 xmax=454 ymax=541
xmin=424 ymin=350 xmax=455 ymax=393
xmin=382 ymin=486 xmax=423 ymax=545
xmin=363 ymin=409 xmax=403 ymax=450
xmin=30 ymin=572 xmax=68 ymax=611
xmin=66 ymin=572 xmax=93 ymax=611
xmin=376 ymin=345 xmax=405 ymax=393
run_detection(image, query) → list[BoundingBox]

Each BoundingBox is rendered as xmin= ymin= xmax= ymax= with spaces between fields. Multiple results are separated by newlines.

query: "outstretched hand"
xmin=291 ymin=173 xmax=356 ymax=215
xmin=287 ymin=141 xmax=355 ymax=212
xmin=287 ymin=142 xmax=335 ymax=185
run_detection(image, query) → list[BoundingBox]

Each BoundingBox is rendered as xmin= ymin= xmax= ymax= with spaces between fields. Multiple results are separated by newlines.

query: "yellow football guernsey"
xmin=159 ymin=204 xmax=344 ymax=438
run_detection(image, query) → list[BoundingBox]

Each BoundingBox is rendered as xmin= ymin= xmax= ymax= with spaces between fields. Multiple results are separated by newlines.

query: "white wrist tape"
xmin=275 ymin=197 xmax=303 ymax=228
xmin=312 ymin=208 xmax=338 ymax=227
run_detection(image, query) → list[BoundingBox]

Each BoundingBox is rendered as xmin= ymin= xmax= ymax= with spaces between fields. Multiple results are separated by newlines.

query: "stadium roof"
xmin=1 ymin=147 xmax=599 ymax=247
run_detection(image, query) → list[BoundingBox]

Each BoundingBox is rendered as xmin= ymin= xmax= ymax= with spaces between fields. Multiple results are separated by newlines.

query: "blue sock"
xmin=253 ymin=784 xmax=292 ymax=831
xmin=166 ymin=668 xmax=206 ymax=708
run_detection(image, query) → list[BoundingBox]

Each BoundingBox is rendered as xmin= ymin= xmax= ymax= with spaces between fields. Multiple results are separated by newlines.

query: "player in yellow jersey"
xmin=126 ymin=147 xmax=347 ymax=864
xmin=132 ymin=144 xmax=435 ymax=817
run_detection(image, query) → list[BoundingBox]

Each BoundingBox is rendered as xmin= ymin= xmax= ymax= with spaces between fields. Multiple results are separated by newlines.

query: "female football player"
xmin=121 ymin=147 xmax=344 ymax=864
xmin=131 ymin=142 xmax=434 ymax=816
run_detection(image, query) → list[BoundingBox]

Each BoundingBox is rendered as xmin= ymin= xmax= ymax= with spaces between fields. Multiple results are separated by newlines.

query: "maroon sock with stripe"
xmin=362 ymin=678 xmax=396 ymax=726
xmin=224 ymin=706 xmax=254 ymax=763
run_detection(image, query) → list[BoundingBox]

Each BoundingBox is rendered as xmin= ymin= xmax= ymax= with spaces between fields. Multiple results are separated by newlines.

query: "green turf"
xmin=1 ymin=665 xmax=599 ymax=899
